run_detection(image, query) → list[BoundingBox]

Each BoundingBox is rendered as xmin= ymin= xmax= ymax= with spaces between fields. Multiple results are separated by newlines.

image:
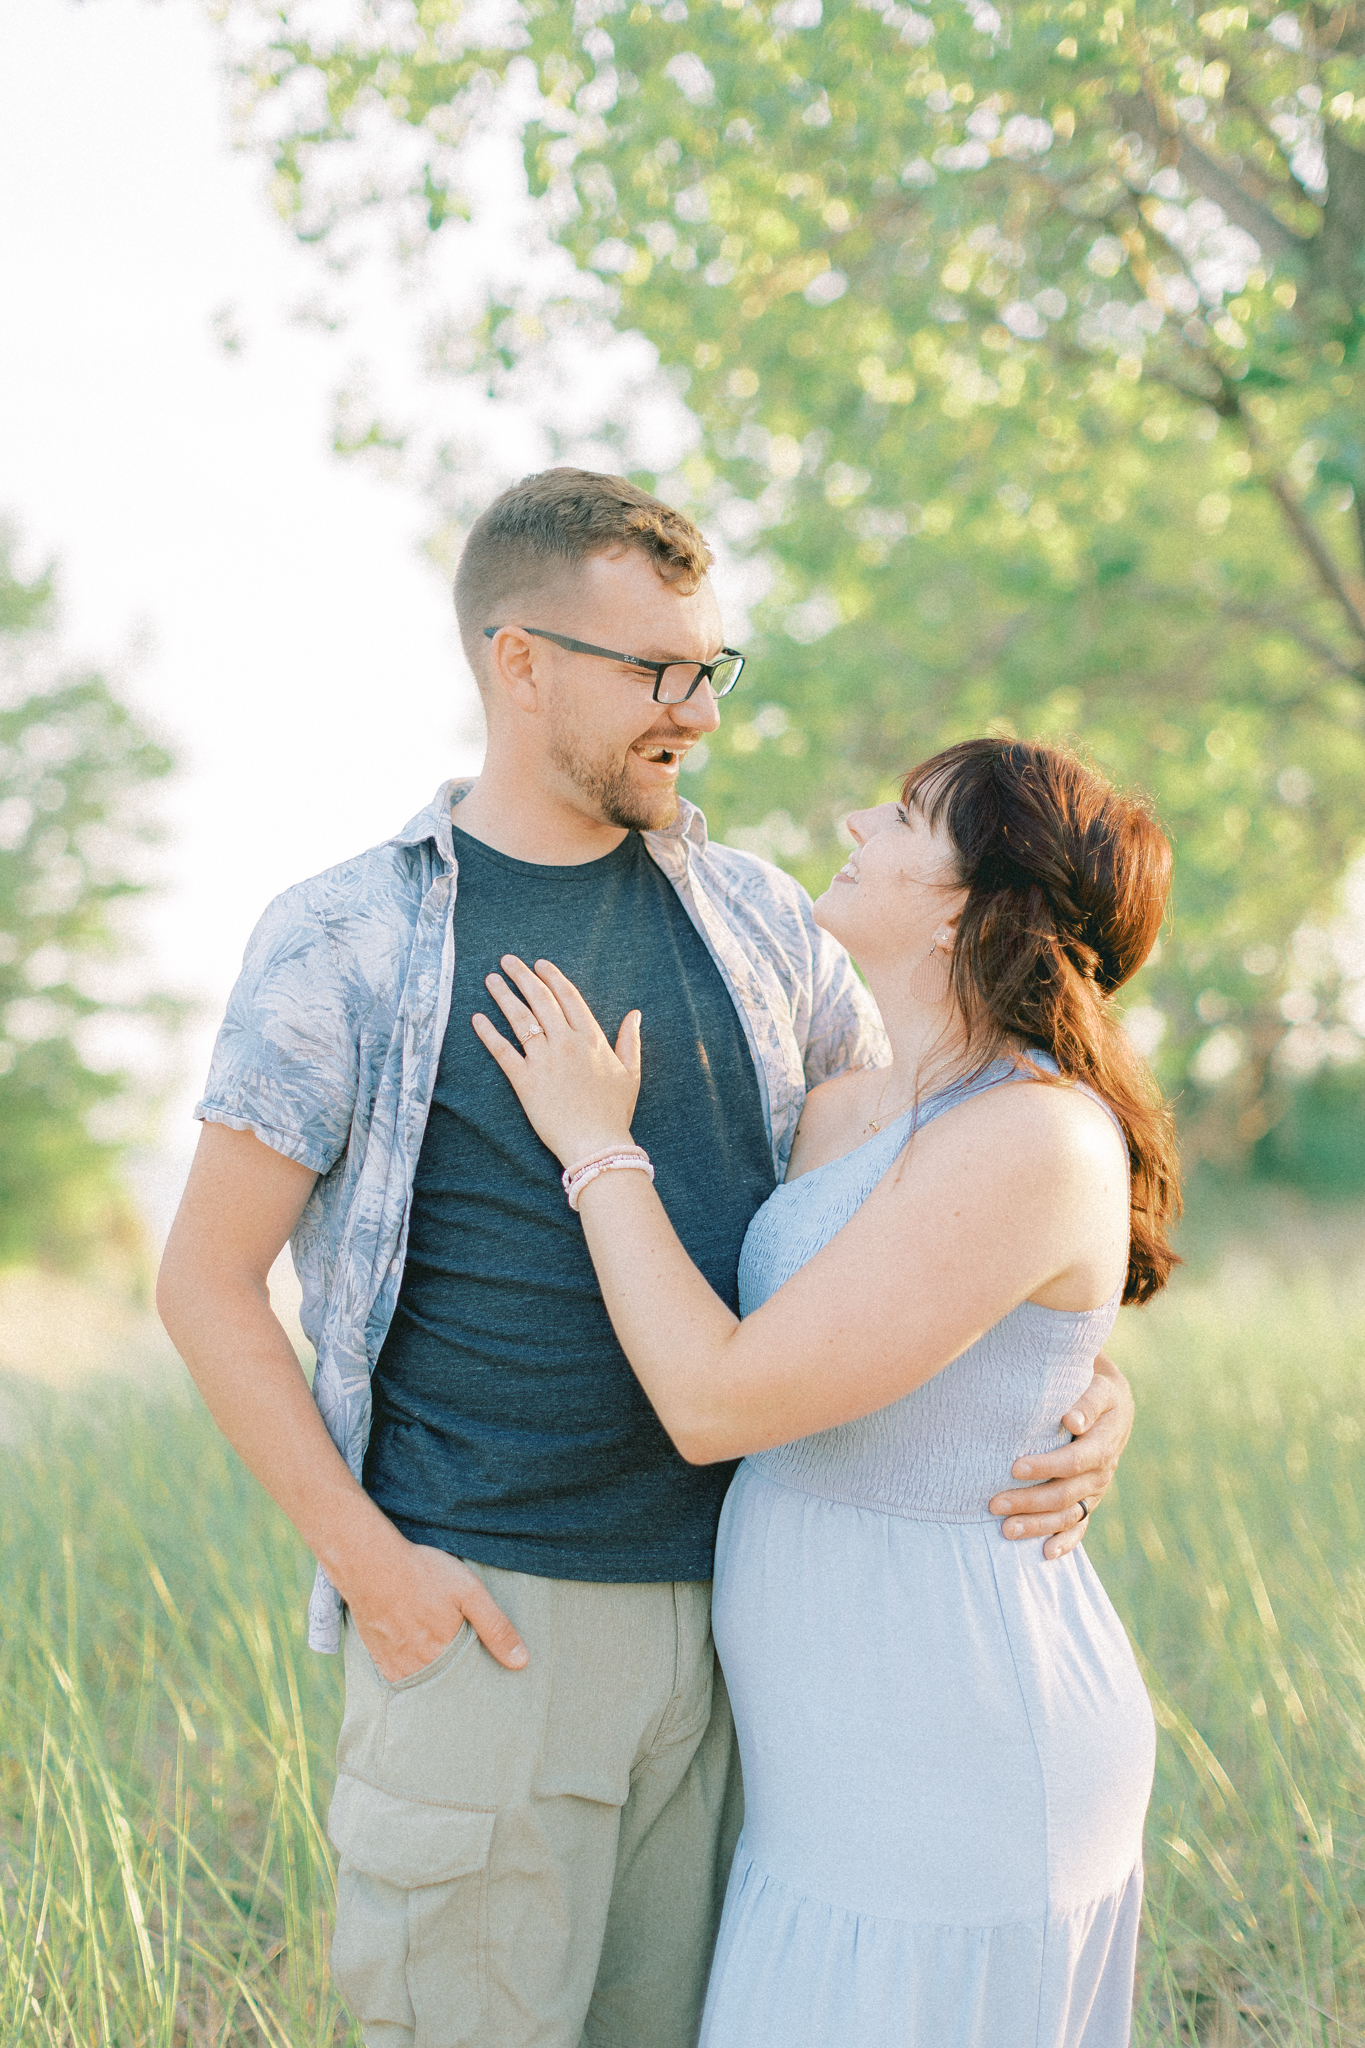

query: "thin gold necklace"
xmin=864 ymin=1072 xmax=916 ymax=1134
xmin=863 ymin=1057 xmax=965 ymax=1133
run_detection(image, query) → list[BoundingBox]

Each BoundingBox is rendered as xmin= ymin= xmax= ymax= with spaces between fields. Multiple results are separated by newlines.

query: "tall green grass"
xmin=1 ymin=1187 xmax=1363 ymax=2044
xmin=1106 ymin=1193 xmax=1365 ymax=2046
xmin=0 ymin=1384 xmax=356 ymax=2046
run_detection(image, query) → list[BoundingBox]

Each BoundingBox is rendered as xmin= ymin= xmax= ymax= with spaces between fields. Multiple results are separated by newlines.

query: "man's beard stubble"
xmin=547 ymin=714 xmax=680 ymax=835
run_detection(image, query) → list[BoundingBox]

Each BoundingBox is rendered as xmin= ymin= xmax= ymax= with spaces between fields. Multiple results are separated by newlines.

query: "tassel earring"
xmin=906 ymin=929 xmax=953 ymax=1005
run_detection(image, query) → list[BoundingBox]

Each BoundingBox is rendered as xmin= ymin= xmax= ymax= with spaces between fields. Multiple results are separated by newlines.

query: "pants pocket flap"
xmin=328 ymin=1772 xmax=495 ymax=1888
xmin=532 ymin=1769 xmax=631 ymax=1807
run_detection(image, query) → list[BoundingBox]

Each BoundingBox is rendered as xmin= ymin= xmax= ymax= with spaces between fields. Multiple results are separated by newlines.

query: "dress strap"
xmin=903 ymin=1056 xmax=1026 ymax=1137
xmin=907 ymin=1050 xmax=1127 ymax=1158
xmin=864 ymin=1049 xmax=1130 ymax=1197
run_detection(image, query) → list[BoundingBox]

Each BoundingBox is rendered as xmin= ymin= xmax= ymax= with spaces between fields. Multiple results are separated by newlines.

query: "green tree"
xmin=0 ymin=534 xmax=177 ymax=1268
xmin=235 ymin=0 xmax=1365 ymax=1155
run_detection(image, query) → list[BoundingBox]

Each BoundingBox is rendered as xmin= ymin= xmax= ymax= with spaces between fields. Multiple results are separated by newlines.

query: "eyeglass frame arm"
xmin=482 ymin=625 xmax=744 ymax=702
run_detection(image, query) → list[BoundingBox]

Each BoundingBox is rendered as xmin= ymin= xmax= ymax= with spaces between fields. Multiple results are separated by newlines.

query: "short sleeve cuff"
xmin=194 ymin=1100 xmax=341 ymax=1177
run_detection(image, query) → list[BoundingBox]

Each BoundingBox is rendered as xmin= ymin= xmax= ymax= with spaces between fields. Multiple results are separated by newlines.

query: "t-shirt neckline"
xmin=450 ymin=822 xmax=639 ymax=883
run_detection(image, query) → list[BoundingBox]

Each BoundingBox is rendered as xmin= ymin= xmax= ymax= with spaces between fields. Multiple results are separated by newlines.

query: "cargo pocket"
xmin=329 ymin=1772 xmax=496 ymax=2048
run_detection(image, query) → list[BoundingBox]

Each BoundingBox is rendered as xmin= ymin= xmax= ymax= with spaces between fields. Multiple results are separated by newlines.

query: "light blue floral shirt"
xmin=197 ymin=781 xmax=889 ymax=1649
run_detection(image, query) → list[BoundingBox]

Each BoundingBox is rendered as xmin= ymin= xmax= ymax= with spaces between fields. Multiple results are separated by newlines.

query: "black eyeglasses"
xmin=483 ymin=626 xmax=745 ymax=704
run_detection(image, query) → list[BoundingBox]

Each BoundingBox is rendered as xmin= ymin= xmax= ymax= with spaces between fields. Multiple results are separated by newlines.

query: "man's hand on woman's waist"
xmin=988 ymin=1351 xmax=1133 ymax=1561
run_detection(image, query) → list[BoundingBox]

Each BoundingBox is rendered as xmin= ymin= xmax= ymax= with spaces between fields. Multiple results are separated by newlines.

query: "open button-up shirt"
xmin=197 ymin=781 xmax=888 ymax=1649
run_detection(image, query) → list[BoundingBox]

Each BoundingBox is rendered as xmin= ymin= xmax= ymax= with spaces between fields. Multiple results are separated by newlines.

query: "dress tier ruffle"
xmin=706 ymin=1850 xmax=1143 ymax=2048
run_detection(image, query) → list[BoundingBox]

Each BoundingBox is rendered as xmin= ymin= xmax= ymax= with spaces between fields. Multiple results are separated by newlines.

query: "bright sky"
xmin=0 ymin=0 xmax=724 ymax=1248
xmin=0 ymin=0 xmax=501 ymax=1227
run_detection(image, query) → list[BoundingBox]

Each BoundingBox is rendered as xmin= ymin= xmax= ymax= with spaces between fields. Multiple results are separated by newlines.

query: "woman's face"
xmin=813 ymin=798 xmax=967 ymax=972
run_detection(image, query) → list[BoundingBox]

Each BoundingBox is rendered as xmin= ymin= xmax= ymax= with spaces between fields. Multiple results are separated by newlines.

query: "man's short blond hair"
xmin=453 ymin=469 xmax=714 ymax=679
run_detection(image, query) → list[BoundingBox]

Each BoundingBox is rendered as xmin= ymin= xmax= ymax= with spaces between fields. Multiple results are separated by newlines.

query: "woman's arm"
xmin=473 ymin=957 xmax=1128 ymax=1466
xmin=568 ymin=1085 xmax=1117 ymax=1461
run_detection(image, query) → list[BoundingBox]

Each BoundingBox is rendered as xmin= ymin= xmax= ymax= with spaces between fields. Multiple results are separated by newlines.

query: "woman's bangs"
xmin=901 ymin=746 xmax=997 ymax=855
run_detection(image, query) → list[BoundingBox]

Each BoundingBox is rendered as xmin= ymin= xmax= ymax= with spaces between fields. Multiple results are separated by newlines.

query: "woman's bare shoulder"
xmin=916 ymin=1067 xmax=1126 ymax=1180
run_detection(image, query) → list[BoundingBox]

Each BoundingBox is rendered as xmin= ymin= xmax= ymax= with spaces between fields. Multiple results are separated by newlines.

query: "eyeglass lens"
xmin=656 ymin=657 xmax=744 ymax=703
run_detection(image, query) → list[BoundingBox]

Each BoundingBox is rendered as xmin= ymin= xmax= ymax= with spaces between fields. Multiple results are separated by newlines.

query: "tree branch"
xmin=1237 ymin=400 xmax=1365 ymax=655
xmin=1084 ymin=582 xmax=1364 ymax=689
xmin=1048 ymin=329 xmax=1224 ymax=409
xmin=1225 ymin=73 xmax=1307 ymax=190
xmin=1115 ymin=92 xmax=1311 ymax=259
xmin=1218 ymin=605 xmax=1365 ymax=684
xmin=1176 ymin=136 xmax=1310 ymax=256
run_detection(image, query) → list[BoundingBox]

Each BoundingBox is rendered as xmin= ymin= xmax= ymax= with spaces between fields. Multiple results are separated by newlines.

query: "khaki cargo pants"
xmin=327 ymin=1564 xmax=742 ymax=2048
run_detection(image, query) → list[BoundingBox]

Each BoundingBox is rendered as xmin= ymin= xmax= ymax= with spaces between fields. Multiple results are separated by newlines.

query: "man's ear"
xmin=483 ymin=627 xmax=543 ymax=715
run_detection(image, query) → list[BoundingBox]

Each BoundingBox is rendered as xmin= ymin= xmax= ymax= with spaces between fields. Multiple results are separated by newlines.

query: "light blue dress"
xmin=701 ymin=1060 xmax=1156 ymax=2048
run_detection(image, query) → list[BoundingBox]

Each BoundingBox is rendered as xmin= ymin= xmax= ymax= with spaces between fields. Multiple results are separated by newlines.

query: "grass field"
xmin=2 ymin=1182 xmax=1364 ymax=2045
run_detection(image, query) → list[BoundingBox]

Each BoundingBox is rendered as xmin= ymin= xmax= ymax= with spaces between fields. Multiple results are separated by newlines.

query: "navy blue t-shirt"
xmin=363 ymin=824 xmax=776 ymax=1581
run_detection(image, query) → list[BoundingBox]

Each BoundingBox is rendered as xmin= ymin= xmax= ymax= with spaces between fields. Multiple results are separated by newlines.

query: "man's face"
xmin=518 ymin=549 xmax=727 ymax=833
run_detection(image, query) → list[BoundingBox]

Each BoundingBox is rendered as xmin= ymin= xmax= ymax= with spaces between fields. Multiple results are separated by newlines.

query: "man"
xmin=158 ymin=469 xmax=1134 ymax=2048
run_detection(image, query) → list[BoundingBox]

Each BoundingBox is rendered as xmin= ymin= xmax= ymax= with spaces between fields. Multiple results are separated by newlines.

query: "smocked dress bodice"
xmin=738 ymin=1059 xmax=1121 ymax=1525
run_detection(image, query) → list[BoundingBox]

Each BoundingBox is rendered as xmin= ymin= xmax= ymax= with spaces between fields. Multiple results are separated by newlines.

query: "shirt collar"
xmin=391 ymin=780 xmax=710 ymax=865
xmin=389 ymin=779 xmax=473 ymax=868
xmin=645 ymin=792 xmax=709 ymax=855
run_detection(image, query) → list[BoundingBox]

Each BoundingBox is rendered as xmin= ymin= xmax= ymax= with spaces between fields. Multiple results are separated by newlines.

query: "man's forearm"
xmin=154 ymin=1123 xmax=526 ymax=1677
xmin=157 ymin=1267 xmax=399 ymax=1598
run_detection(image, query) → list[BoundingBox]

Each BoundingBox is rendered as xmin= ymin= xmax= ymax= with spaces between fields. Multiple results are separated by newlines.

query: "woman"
xmin=472 ymin=738 xmax=1179 ymax=2048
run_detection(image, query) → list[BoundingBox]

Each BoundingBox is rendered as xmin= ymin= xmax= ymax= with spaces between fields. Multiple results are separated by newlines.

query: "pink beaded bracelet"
xmin=559 ymin=1145 xmax=635 ymax=1184
xmin=562 ymin=1147 xmax=655 ymax=1212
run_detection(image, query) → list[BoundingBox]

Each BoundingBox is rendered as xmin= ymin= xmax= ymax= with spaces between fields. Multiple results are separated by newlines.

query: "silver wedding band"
xmin=519 ymin=1022 xmax=544 ymax=1042
xmin=1076 ymin=1498 xmax=1091 ymax=1521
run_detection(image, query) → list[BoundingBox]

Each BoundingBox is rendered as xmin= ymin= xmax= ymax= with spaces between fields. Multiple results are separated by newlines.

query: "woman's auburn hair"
xmin=902 ymin=737 xmax=1181 ymax=1307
